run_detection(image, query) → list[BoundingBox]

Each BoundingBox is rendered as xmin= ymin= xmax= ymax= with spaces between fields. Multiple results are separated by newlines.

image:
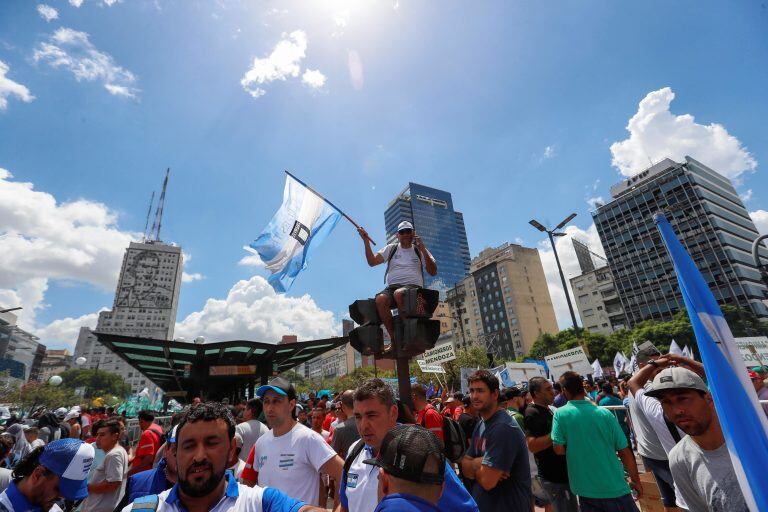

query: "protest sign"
xmin=544 ymin=346 xmax=593 ymax=380
xmin=504 ymin=362 xmax=547 ymax=383
xmin=460 ymin=367 xmax=476 ymax=395
xmin=417 ymin=359 xmax=446 ymax=374
xmin=424 ymin=341 xmax=457 ymax=365
xmin=734 ymin=337 xmax=768 ymax=367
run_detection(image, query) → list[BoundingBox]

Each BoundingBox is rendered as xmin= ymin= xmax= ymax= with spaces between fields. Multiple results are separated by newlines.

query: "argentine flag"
xmin=655 ymin=213 xmax=768 ymax=511
xmin=251 ymin=173 xmax=342 ymax=292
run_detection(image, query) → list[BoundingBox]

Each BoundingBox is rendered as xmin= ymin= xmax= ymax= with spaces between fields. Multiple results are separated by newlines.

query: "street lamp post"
xmin=529 ymin=213 xmax=581 ymax=338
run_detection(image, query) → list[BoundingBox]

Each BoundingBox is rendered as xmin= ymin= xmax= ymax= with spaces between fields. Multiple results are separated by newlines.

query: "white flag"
xmin=613 ymin=352 xmax=624 ymax=376
xmin=682 ymin=345 xmax=693 ymax=359
xmin=670 ymin=339 xmax=683 ymax=356
xmin=592 ymin=359 xmax=604 ymax=378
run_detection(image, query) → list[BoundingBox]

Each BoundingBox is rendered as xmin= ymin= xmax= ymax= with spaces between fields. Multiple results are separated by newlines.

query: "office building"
xmin=570 ymin=266 xmax=627 ymax=335
xmin=39 ymin=349 xmax=72 ymax=382
xmin=384 ymin=183 xmax=471 ymax=293
xmin=0 ymin=310 xmax=46 ymax=382
xmin=593 ymin=156 xmax=768 ymax=327
xmin=74 ymin=240 xmax=184 ymax=393
xmin=447 ymin=242 xmax=559 ymax=360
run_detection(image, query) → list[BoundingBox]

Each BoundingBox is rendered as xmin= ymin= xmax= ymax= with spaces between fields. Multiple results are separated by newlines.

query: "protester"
xmin=241 ymin=377 xmax=343 ymax=507
xmin=235 ymin=399 xmax=268 ymax=463
xmin=36 ymin=412 xmax=63 ymax=444
xmin=552 ymin=383 xmax=567 ymax=408
xmin=583 ymin=380 xmax=598 ymax=401
xmin=412 ymin=384 xmax=444 ymax=442
xmin=748 ymin=369 xmax=768 ymax=417
xmin=442 ymin=396 xmax=463 ymax=422
xmin=311 ymin=407 xmax=330 ymax=440
xmin=0 ymin=439 xmax=94 ymax=512
xmin=296 ymin=405 xmax=310 ymax=428
xmin=81 ymin=419 xmax=128 ymax=512
xmin=331 ymin=391 xmax=360 ymax=458
xmin=362 ymin=424 xmax=445 ymax=512
xmin=552 ymin=371 xmax=641 ymax=511
xmin=120 ymin=402 xmax=323 ymax=512
xmin=339 ymin=378 xmax=477 ymax=512
xmin=0 ymin=438 xmax=12 ymax=492
xmin=648 ymin=367 xmax=749 ymax=511
xmin=524 ymin=377 xmax=577 ymax=512
xmin=598 ymin=383 xmax=631 ymax=447
xmin=128 ymin=411 xmax=163 ymax=477
xmin=501 ymin=387 xmax=526 ymax=428
xmin=65 ymin=410 xmax=82 ymax=440
xmin=21 ymin=427 xmax=43 ymax=452
xmin=358 ymin=221 xmax=437 ymax=342
xmin=122 ymin=426 xmax=177 ymax=505
xmin=460 ymin=370 xmax=531 ymax=511
xmin=628 ymin=352 xmax=706 ymax=511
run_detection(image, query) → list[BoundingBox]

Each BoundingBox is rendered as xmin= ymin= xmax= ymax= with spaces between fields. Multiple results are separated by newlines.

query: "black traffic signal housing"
xmin=348 ymin=299 xmax=383 ymax=356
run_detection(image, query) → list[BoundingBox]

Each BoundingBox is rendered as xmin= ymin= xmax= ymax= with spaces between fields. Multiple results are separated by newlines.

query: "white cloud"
xmin=543 ymin=145 xmax=555 ymax=159
xmin=241 ymin=30 xmax=321 ymax=99
xmin=0 ymin=166 xmax=138 ymax=337
xmin=347 ymin=50 xmax=364 ymax=90
xmin=537 ymin=223 xmax=606 ymax=329
xmin=0 ymin=60 xmax=34 ymax=111
xmin=69 ymin=0 xmax=84 ymax=6
xmin=238 ymin=246 xmax=264 ymax=267
xmin=332 ymin=10 xmax=350 ymax=37
xmin=586 ymin=196 xmax=605 ymax=209
xmin=301 ymin=69 xmax=326 ymax=89
xmin=751 ymin=210 xmax=768 ymax=235
xmin=175 ymin=275 xmax=339 ymax=342
xmin=610 ymin=87 xmax=757 ymax=179
xmin=33 ymin=27 xmax=140 ymax=99
xmin=37 ymin=4 xmax=59 ymax=22
xmin=35 ymin=310 xmax=103 ymax=351
xmin=182 ymin=272 xmax=205 ymax=283
xmin=740 ymin=189 xmax=753 ymax=202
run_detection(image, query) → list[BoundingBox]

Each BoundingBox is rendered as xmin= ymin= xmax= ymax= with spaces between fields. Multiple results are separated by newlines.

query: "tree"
xmin=443 ymin=346 xmax=491 ymax=391
xmin=58 ymin=368 xmax=131 ymax=399
xmin=333 ymin=366 xmax=395 ymax=393
xmin=4 ymin=381 xmax=79 ymax=415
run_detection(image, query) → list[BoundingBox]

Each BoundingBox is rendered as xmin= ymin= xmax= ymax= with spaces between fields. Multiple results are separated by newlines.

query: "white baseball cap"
xmin=397 ymin=221 xmax=414 ymax=232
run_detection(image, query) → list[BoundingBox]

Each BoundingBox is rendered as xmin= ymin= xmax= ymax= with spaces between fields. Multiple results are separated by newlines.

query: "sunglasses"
xmin=398 ymin=229 xmax=413 ymax=235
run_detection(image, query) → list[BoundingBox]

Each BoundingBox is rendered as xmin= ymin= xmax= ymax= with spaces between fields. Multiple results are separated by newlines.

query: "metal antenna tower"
xmin=149 ymin=168 xmax=170 ymax=242
xmin=142 ymin=191 xmax=155 ymax=242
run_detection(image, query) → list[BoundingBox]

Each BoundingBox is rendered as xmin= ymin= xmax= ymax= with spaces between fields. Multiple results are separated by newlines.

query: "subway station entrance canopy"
xmin=94 ymin=332 xmax=347 ymax=402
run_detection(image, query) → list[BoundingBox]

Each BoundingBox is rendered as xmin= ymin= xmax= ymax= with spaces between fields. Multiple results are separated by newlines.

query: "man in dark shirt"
xmin=457 ymin=397 xmax=479 ymax=492
xmin=331 ymin=390 xmax=360 ymax=457
xmin=460 ymin=370 xmax=531 ymax=512
xmin=524 ymin=377 xmax=578 ymax=512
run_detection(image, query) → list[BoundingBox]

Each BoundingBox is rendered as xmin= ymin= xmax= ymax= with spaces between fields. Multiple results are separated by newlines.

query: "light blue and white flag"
xmin=655 ymin=213 xmax=768 ymax=511
xmin=591 ymin=359 xmax=604 ymax=379
xmin=669 ymin=339 xmax=683 ymax=356
xmin=251 ymin=173 xmax=343 ymax=292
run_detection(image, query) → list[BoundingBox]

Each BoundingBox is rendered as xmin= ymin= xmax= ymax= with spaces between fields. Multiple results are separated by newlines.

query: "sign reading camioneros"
xmin=423 ymin=341 xmax=457 ymax=365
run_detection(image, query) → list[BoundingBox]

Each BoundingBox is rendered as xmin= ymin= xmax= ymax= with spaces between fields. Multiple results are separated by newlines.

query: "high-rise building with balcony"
xmin=593 ymin=156 xmax=768 ymax=327
xmin=570 ymin=266 xmax=627 ymax=335
xmin=384 ymin=183 xmax=470 ymax=294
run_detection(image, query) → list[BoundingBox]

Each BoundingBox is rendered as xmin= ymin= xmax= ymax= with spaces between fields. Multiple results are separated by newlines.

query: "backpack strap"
xmin=131 ymin=494 xmax=159 ymax=512
xmin=664 ymin=415 xmax=682 ymax=444
xmin=341 ymin=441 xmax=367 ymax=489
xmin=384 ymin=243 xmax=424 ymax=285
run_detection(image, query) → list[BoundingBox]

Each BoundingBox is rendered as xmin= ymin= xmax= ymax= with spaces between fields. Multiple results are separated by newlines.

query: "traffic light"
xmin=348 ymin=299 xmax=383 ymax=356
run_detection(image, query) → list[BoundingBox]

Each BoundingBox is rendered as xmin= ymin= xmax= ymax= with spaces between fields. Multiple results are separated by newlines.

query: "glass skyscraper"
xmin=593 ymin=156 xmax=768 ymax=327
xmin=384 ymin=183 xmax=471 ymax=293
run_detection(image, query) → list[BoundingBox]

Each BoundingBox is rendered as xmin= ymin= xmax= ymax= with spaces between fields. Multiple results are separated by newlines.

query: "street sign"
xmin=423 ymin=341 xmax=456 ymax=365
xmin=416 ymin=359 xmax=446 ymax=374
xmin=545 ymin=346 xmax=593 ymax=380
xmin=734 ymin=336 xmax=768 ymax=367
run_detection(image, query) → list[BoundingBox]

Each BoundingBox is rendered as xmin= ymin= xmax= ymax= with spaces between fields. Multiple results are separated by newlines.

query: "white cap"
xmin=397 ymin=221 xmax=414 ymax=232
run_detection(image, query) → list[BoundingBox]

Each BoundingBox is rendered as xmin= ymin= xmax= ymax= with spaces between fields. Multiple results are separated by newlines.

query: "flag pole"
xmin=285 ymin=171 xmax=376 ymax=245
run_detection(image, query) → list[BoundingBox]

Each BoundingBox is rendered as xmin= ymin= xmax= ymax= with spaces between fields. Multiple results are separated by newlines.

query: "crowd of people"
xmin=0 ymin=348 xmax=762 ymax=512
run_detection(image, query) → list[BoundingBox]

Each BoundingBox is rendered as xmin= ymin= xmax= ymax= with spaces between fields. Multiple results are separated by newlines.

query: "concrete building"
xmin=384 ymin=183 xmax=471 ymax=294
xmin=447 ymin=242 xmax=559 ymax=360
xmin=74 ymin=240 xmax=184 ymax=393
xmin=0 ymin=311 xmax=46 ymax=382
xmin=570 ymin=266 xmax=627 ymax=335
xmin=593 ymin=157 xmax=768 ymax=327
xmin=39 ymin=349 xmax=72 ymax=382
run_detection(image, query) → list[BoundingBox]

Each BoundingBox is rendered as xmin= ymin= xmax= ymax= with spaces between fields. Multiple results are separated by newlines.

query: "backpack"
xmin=384 ymin=244 xmax=424 ymax=284
xmin=146 ymin=425 xmax=166 ymax=447
xmin=420 ymin=408 xmax=467 ymax=463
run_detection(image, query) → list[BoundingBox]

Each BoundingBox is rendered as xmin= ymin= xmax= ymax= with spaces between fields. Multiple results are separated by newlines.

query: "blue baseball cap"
xmin=256 ymin=376 xmax=296 ymax=400
xmin=167 ymin=425 xmax=178 ymax=444
xmin=39 ymin=439 xmax=95 ymax=501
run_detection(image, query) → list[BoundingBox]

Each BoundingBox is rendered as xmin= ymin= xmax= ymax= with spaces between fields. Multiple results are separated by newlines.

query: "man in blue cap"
xmin=0 ymin=438 xmax=95 ymax=512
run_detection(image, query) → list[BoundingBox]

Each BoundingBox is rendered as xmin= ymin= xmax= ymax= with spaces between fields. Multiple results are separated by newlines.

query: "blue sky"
xmin=1 ymin=0 xmax=766 ymax=350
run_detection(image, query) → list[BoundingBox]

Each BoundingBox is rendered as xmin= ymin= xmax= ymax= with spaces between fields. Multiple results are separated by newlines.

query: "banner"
xmin=417 ymin=359 xmax=446 ymax=374
xmin=424 ymin=341 xmax=457 ymax=365
xmin=734 ymin=337 xmax=768 ymax=368
xmin=545 ymin=346 xmax=593 ymax=380
xmin=504 ymin=362 xmax=547 ymax=383
xmin=460 ymin=367 xmax=476 ymax=395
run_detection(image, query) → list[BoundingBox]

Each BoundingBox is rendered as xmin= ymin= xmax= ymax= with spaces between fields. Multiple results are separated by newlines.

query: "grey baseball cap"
xmin=646 ymin=367 xmax=708 ymax=398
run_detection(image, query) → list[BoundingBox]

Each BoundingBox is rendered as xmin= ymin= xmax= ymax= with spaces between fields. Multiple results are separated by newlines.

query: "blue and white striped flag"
xmin=251 ymin=173 xmax=342 ymax=292
xmin=655 ymin=213 xmax=768 ymax=511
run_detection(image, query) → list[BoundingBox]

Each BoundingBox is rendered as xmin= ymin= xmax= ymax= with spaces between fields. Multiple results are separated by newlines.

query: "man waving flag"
xmin=655 ymin=212 xmax=768 ymax=511
xmin=251 ymin=172 xmax=343 ymax=292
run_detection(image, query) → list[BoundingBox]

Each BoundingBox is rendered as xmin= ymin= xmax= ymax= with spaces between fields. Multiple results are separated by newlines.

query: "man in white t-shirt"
xmin=358 ymin=220 xmax=437 ymax=342
xmin=235 ymin=398 xmax=268 ymax=462
xmin=241 ymin=377 xmax=344 ymax=507
xmin=82 ymin=419 xmax=128 ymax=512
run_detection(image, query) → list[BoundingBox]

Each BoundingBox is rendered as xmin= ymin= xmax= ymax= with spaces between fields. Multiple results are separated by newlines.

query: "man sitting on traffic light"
xmin=358 ymin=221 xmax=437 ymax=343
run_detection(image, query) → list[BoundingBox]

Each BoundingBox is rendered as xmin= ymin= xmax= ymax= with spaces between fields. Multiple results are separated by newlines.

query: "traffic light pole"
xmin=396 ymin=352 xmax=413 ymax=410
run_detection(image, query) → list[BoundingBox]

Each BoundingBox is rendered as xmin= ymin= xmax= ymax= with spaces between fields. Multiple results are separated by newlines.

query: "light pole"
xmin=529 ymin=213 xmax=581 ymax=337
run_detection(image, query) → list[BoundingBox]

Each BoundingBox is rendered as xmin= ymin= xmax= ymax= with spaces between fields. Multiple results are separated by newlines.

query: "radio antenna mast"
xmin=142 ymin=191 xmax=155 ymax=242
xmin=149 ymin=168 xmax=170 ymax=242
